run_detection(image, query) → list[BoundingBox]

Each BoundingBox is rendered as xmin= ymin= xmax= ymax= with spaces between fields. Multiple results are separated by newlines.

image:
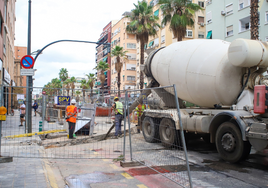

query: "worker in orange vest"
xmin=66 ymin=99 xmax=77 ymax=139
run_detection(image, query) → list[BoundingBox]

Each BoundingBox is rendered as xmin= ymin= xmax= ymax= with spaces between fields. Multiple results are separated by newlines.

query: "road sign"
xmin=42 ymin=91 xmax=46 ymax=95
xmin=20 ymin=55 xmax=35 ymax=69
xmin=20 ymin=69 xmax=36 ymax=76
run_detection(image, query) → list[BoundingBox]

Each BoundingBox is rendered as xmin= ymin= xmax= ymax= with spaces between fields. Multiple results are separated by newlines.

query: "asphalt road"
xmin=185 ymin=138 xmax=268 ymax=188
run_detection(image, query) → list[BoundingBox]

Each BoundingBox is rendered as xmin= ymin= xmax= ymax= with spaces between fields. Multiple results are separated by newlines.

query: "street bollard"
xmin=39 ymin=121 xmax=42 ymax=132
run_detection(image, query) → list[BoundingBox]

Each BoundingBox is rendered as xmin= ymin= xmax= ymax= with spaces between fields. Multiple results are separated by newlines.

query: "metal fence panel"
xmin=125 ymin=85 xmax=192 ymax=188
xmin=0 ymin=86 xmax=127 ymax=160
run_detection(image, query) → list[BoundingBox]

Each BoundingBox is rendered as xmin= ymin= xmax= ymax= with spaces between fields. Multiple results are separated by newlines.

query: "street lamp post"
xmin=26 ymin=0 xmax=32 ymax=133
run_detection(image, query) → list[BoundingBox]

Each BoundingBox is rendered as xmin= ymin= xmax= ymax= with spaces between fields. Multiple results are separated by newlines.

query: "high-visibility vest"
xmin=66 ymin=105 xmax=77 ymax=123
xmin=136 ymin=104 xmax=146 ymax=117
xmin=115 ymin=101 xmax=123 ymax=115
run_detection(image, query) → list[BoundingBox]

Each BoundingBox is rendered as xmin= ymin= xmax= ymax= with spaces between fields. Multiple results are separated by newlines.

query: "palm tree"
xmin=59 ymin=68 xmax=68 ymax=95
xmin=44 ymin=82 xmax=53 ymax=96
xmin=94 ymin=60 xmax=109 ymax=100
xmin=250 ymin=0 xmax=259 ymax=40
xmin=75 ymin=90 xmax=81 ymax=102
xmin=159 ymin=0 xmax=202 ymax=41
xmin=51 ymin=78 xmax=62 ymax=95
xmin=59 ymin=68 xmax=68 ymax=82
xmin=126 ymin=0 xmax=160 ymax=89
xmin=63 ymin=79 xmax=71 ymax=96
xmin=80 ymin=79 xmax=89 ymax=102
xmin=110 ymin=45 xmax=128 ymax=97
xmin=70 ymin=77 xmax=76 ymax=98
xmin=86 ymin=73 xmax=96 ymax=104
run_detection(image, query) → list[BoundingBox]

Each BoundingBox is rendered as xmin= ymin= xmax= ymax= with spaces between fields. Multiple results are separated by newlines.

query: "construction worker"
xmin=112 ymin=97 xmax=123 ymax=138
xmin=136 ymin=101 xmax=146 ymax=133
xmin=66 ymin=99 xmax=77 ymax=139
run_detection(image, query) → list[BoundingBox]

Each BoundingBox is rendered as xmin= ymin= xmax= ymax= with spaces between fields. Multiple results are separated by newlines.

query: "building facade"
xmin=111 ymin=12 xmax=137 ymax=95
xmin=14 ymin=46 xmax=27 ymax=95
xmin=95 ymin=21 xmax=113 ymax=90
xmin=0 ymin=0 xmax=16 ymax=112
xmin=205 ymin=0 xmax=268 ymax=42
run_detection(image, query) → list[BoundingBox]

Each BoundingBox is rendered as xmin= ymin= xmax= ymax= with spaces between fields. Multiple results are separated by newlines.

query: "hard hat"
xmin=114 ymin=97 xmax=119 ymax=100
xmin=71 ymin=99 xmax=76 ymax=104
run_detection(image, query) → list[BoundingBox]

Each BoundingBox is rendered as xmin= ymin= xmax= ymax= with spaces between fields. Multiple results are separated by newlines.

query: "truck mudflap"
xmin=246 ymin=122 xmax=268 ymax=151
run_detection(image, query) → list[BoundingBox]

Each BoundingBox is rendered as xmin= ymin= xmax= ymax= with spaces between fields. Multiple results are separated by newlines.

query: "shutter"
xmin=154 ymin=38 xmax=159 ymax=45
xmin=198 ymin=16 xmax=204 ymax=23
xmin=226 ymin=4 xmax=233 ymax=14
xmin=227 ymin=25 xmax=233 ymax=32
xmin=207 ymin=12 xmax=212 ymax=22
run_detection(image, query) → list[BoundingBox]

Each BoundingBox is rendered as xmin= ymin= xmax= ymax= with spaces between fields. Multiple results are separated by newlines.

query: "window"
xmin=198 ymin=32 xmax=204 ymax=38
xmin=126 ymin=64 xmax=136 ymax=70
xmin=127 ymin=76 xmax=135 ymax=81
xmin=154 ymin=38 xmax=159 ymax=47
xmin=161 ymin=35 xmax=165 ymax=43
xmin=126 ymin=53 xmax=136 ymax=60
xmin=239 ymin=16 xmax=250 ymax=32
xmin=206 ymin=0 xmax=212 ymax=6
xmin=207 ymin=11 xmax=212 ymax=24
xmin=198 ymin=16 xmax=204 ymax=23
xmin=127 ymin=43 xmax=136 ymax=49
xmin=266 ymin=11 xmax=268 ymax=23
xmin=198 ymin=1 xmax=204 ymax=7
xmin=226 ymin=25 xmax=233 ymax=36
xmin=185 ymin=30 xmax=193 ymax=37
xmin=226 ymin=4 xmax=233 ymax=15
xmin=239 ymin=0 xmax=249 ymax=10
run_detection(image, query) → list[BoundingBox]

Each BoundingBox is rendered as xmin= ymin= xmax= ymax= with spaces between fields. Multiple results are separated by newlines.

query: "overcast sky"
xmin=15 ymin=0 xmax=136 ymax=87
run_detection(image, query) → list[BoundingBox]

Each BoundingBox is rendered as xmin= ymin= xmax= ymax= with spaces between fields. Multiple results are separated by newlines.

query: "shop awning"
xmin=206 ymin=31 xmax=212 ymax=39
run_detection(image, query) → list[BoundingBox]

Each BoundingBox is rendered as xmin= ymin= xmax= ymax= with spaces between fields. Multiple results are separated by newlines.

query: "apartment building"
xmin=205 ymin=0 xmax=268 ymax=42
xmin=0 ymin=0 xmax=16 ymax=112
xmin=95 ymin=22 xmax=113 ymax=90
xmin=134 ymin=0 xmax=206 ymax=89
xmin=14 ymin=46 xmax=27 ymax=95
xmin=110 ymin=12 xmax=137 ymax=95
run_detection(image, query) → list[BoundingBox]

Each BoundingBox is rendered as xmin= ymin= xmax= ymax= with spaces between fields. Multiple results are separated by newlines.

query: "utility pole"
xmin=26 ymin=0 xmax=32 ymax=133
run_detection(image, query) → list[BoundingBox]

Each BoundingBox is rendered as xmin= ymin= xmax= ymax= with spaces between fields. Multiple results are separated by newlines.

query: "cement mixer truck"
xmin=138 ymin=38 xmax=268 ymax=163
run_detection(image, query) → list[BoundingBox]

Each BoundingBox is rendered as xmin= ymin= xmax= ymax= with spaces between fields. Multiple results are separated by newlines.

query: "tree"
xmin=94 ymin=60 xmax=109 ymax=100
xmin=51 ymin=78 xmax=62 ymax=95
xmin=110 ymin=45 xmax=128 ymax=97
xmin=80 ymin=79 xmax=89 ymax=102
xmin=126 ymin=0 xmax=160 ymax=89
xmin=70 ymin=76 xmax=76 ymax=98
xmin=250 ymin=0 xmax=259 ymax=40
xmin=59 ymin=68 xmax=68 ymax=95
xmin=59 ymin=68 xmax=68 ymax=82
xmin=75 ymin=90 xmax=81 ymax=102
xmin=63 ymin=79 xmax=71 ymax=96
xmin=159 ymin=0 xmax=202 ymax=41
xmin=86 ymin=73 xmax=96 ymax=104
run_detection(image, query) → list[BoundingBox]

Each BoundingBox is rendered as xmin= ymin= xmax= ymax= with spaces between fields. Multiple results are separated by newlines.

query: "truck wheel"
xmin=216 ymin=122 xmax=251 ymax=163
xmin=159 ymin=118 xmax=178 ymax=148
xmin=142 ymin=117 xmax=159 ymax=143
